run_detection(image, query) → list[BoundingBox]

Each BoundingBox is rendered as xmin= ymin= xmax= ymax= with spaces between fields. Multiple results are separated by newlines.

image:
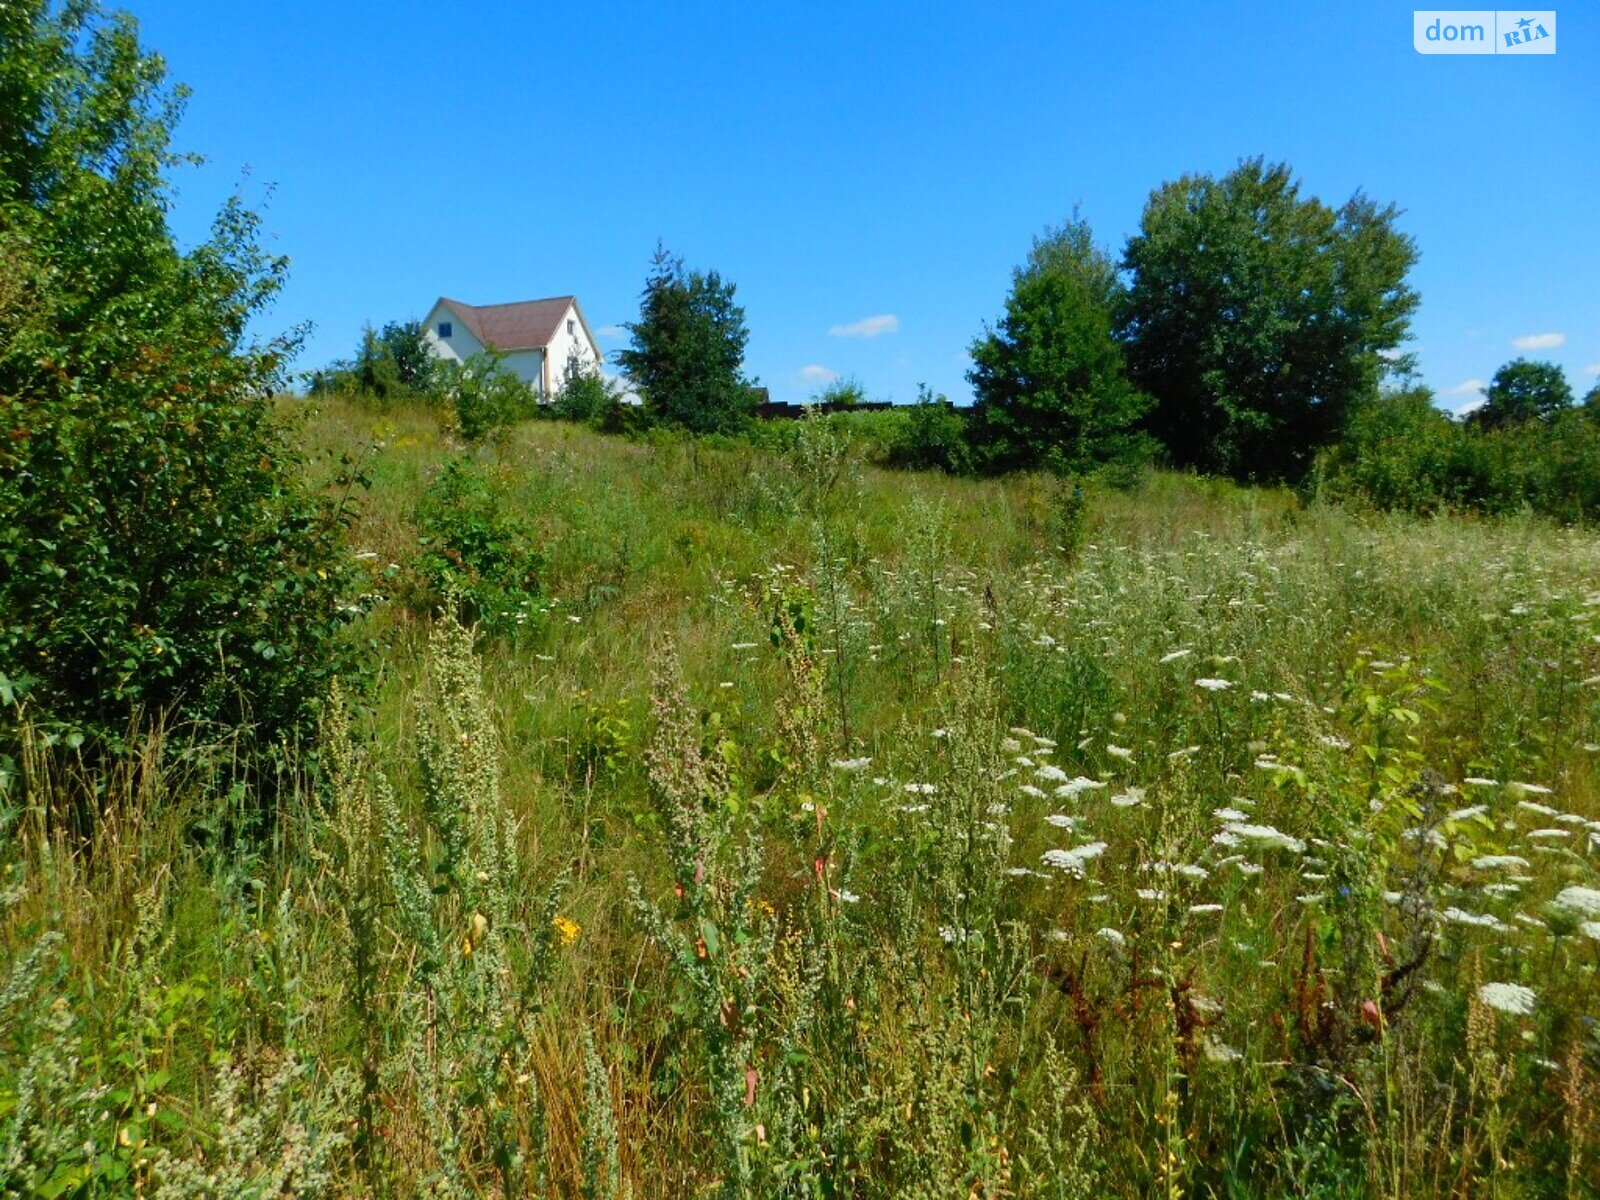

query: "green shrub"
xmin=0 ymin=1 xmax=357 ymax=765
xmin=886 ymin=386 xmax=974 ymax=473
xmin=435 ymin=351 xmax=538 ymax=442
xmin=415 ymin=456 xmax=546 ymax=636
xmin=553 ymin=358 xmax=624 ymax=425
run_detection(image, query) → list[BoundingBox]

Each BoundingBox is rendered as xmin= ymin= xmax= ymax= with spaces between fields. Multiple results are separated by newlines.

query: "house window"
xmin=438 ymin=321 xmax=452 ymax=338
xmin=567 ymin=319 xmax=575 ymax=336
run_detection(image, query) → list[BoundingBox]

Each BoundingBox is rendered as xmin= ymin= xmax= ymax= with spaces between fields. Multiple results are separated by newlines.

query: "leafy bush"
xmin=553 ymin=356 xmax=624 ymax=425
xmin=435 ymin=350 xmax=538 ymax=442
xmin=886 ymin=386 xmax=974 ymax=473
xmin=415 ymin=456 xmax=546 ymax=635
xmin=1322 ymin=387 xmax=1600 ymax=521
xmin=0 ymin=0 xmax=357 ymax=762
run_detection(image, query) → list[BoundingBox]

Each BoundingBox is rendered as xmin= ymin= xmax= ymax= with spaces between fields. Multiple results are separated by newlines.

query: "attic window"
xmin=438 ymin=321 xmax=453 ymax=338
xmin=567 ymin=319 xmax=575 ymax=336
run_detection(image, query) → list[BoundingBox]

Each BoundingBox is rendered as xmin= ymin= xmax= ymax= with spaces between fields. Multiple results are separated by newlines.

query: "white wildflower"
xmin=1477 ymin=982 xmax=1536 ymax=1016
xmin=1041 ymin=842 xmax=1108 ymax=877
xmin=1471 ymin=855 xmax=1530 ymax=871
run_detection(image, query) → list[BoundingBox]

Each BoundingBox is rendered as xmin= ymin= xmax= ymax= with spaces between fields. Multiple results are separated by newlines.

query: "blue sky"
xmin=135 ymin=1 xmax=1596 ymax=409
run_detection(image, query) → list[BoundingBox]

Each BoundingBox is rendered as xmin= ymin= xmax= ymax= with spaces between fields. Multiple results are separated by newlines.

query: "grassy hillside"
xmin=4 ymin=399 xmax=1599 ymax=1197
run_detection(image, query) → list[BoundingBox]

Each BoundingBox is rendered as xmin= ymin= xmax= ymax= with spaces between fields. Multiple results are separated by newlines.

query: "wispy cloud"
xmin=798 ymin=364 xmax=838 ymax=384
xmin=828 ymin=314 xmax=899 ymax=339
xmin=597 ymin=325 xmax=626 ymax=337
xmin=1440 ymin=379 xmax=1486 ymax=415
xmin=1512 ymin=332 xmax=1565 ymax=351
xmin=1585 ymin=363 xmax=1600 ymax=377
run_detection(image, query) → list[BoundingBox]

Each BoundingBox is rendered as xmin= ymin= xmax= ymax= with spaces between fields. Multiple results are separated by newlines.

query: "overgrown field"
xmin=5 ymin=400 xmax=1600 ymax=1197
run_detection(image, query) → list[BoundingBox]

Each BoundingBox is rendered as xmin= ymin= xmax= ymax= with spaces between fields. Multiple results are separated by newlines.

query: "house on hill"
xmin=420 ymin=295 xmax=602 ymax=397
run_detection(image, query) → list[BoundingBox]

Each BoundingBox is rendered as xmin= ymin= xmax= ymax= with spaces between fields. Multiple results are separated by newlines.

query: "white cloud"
xmin=597 ymin=325 xmax=625 ymax=337
xmin=1512 ymin=332 xmax=1565 ymax=351
xmin=828 ymin=314 xmax=899 ymax=339
xmin=1585 ymin=363 xmax=1600 ymax=377
xmin=1440 ymin=379 xmax=1487 ymax=416
xmin=798 ymin=364 xmax=837 ymax=384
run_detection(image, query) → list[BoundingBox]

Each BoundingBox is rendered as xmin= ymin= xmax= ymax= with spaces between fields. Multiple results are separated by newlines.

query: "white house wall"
xmin=545 ymin=302 xmax=602 ymax=392
xmin=421 ymin=300 xmax=483 ymax=366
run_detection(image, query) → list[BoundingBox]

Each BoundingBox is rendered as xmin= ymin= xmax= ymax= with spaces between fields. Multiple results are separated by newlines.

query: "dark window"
xmin=567 ymin=319 xmax=575 ymax=336
xmin=438 ymin=321 xmax=453 ymax=338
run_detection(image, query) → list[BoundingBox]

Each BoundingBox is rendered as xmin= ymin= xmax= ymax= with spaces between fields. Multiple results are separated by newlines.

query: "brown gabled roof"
xmin=437 ymin=295 xmax=576 ymax=352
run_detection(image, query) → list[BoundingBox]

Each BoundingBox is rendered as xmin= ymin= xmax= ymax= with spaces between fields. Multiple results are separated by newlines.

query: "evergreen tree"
xmin=615 ymin=245 xmax=752 ymax=433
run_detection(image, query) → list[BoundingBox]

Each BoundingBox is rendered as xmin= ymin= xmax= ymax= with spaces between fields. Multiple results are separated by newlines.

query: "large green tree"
xmin=615 ymin=245 xmax=752 ymax=433
xmin=0 ymin=0 xmax=354 ymax=765
xmin=1121 ymin=158 xmax=1420 ymax=480
xmin=967 ymin=216 xmax=1151 ymax=473
xmin=1474 ymin=358 xmax=1573 ymax=429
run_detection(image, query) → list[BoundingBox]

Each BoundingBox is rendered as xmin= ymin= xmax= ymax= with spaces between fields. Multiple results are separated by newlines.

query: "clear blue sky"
xmin=134 ymin=1 xmax=1596 ymax=409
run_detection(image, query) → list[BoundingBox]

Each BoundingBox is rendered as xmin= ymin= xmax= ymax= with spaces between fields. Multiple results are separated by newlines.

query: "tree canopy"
xmin=1121 ymin=158 xmax=1420 ymax=481
xmin=967 ymin=216 xmax=1151 ymax=473
xmin=1475 ymin=358 xmax=1573 ymax=429
xmin=614 ymin=246 xmax=751 ymax=433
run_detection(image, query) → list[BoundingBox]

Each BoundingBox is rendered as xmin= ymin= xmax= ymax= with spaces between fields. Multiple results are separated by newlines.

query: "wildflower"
xmin=1018 ymin=784 xmax=1047 ymax=799
xmin=1471 ymin=855 xmax=1530 ymax=871
xmin=1477 ymin=982 xmax=1536 ymax=1016
xmin=552 ymin=915 xmax=581 ymax=947
xmin=1508 ymin=781 xmax=1553 ymax=796
xmin=1527 ymin=828 xmax=1571 ymax=840
xmin=1517 ymin=800 xmax=1559 ymax=816
xmin=1054 ymin=776 xmax=1106 ymax=799
xmin=1463 ymin=777 xmax=1500 ymax=787
xmin=1159 ymin=648 xmax=1192 ymax=664
xmin=1168 ymin=745 xmax=1200 ymax=761
xmin=1110 ymin=788 xmax=1145 ymax=808
xmin=1044 ymin=813 xmax=1081 ymax=829
xmin=1440 ymin=907 xmax=1509 ymax=931
xmin=1213 ymin=807 xmax=1251 ymax=822
xmin=1135 ymin=888 xmax=1167 ymax=901
xmin=1094 ymin=927 xmax=1126 ymax=947
xmin=834 ymin=889 xmax=861 ymax=904
xmin=1217 ymin=822 xmax=1305 ymax=854
xmin=1317 ymin=734 xmax=1351 ymax=750
xmin=1041 ymin=842 xmax=1108 ymax=877
xmin=1035 ymin=764 xmax=1069 ymax=783
xmin=1204 ymin=1039 xmax=1243 ymax=1063
xmin=903 ymin=782 xmax=937 ymax=795
xmin=1000 ymin=737 xmax=1023 ymax=753
xmin=1446 ymin=805 xmax=1489 ymax=823
xmin=731 ymin=641 xmax=758 ymax=650
xmin=1195 ymin=678 xmax=1233 ymax=692
xmin=830 ymin=756 xmax=872 ymax=772
xmin=1188 ymin=903 xmax=1224 ymax=914
xmin=1551 ymin=886 xmax=1600 ymax=918
xmin=1106 ymin=744 xmax=1134 ymax=761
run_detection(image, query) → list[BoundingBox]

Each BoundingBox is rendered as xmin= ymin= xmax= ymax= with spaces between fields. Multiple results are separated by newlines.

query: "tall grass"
xmin=3 ymin=399 xmax=1597 ymax=1196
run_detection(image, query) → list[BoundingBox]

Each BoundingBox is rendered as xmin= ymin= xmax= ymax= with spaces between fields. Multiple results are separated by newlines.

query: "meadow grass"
xmin=3 ymin=397 xmax=1598 ymax=1197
